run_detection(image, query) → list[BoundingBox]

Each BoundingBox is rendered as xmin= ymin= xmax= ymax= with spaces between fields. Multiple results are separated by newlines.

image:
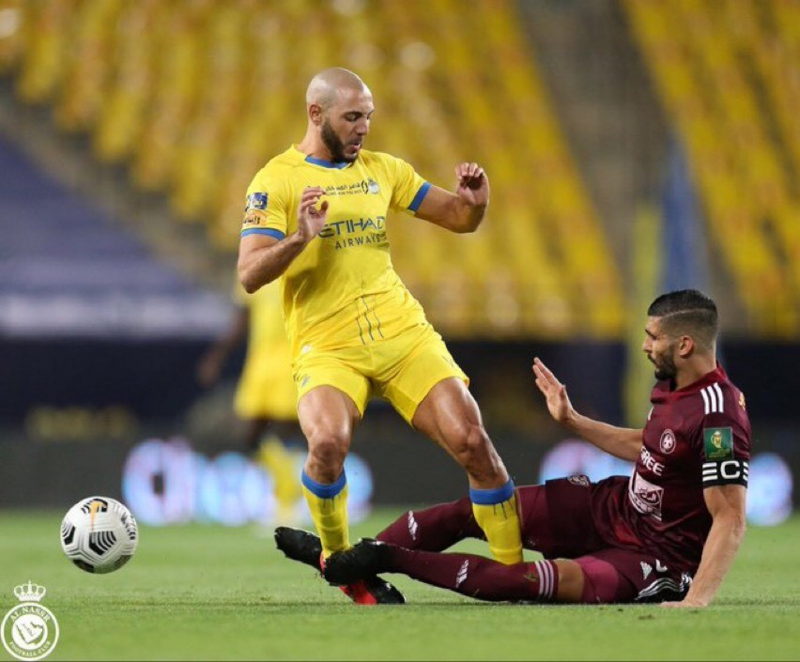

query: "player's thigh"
xmin=297 ymin=385 xmax=362 ymax=448
xmin=517 ymin=479 xmax=605 ymax=559
xmin=379 ymin=329 xmax=470 ymax=428
xmin=573 ymin=548 xmax=692 ymax=604
xmin=294 ymin=350 xmax=371 ymax=430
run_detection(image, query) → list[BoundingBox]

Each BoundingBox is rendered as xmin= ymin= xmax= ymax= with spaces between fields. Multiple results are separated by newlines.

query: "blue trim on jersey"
xmin=301 ymin=470 xmax=347 ymax=499
xmin=305 ymin=155 xmax=350 ymax=169
xmin=408 ymin=181 xmax=431 ymax=213
xmin=241 ymin=228 xmax=286 ymax=240
xmin=470 ymin=479 xmax=515 ymax=505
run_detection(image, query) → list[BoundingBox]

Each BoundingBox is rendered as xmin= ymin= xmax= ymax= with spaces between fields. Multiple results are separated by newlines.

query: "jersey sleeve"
xmin=386 ymin=155 xmax=431 ymax=215
xmin=698 ymin=410 xmax=751 ymax=489
xmin=240 ymin=168 xmax=290 ymax=240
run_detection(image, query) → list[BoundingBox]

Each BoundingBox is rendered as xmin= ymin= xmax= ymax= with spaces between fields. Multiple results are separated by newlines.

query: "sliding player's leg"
xmin=324 ymin=539 xmax=586 ymax=603
xmin=376 ymin=497 xmax=484 ymax=551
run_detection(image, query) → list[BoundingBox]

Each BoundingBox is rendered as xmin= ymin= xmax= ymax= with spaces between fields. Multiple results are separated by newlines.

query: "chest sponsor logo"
xmin=704 ymin=427 xmax=733 ymax=461
xmin=321 ymin=180 xmax=382 ymax=197
xmin=639 ymin=446 xmax=665 ymax=476
xmin=628 ymin=471 xmax=664 ymax=521
xmin=659 ymin=429 xmax=676 ymax=455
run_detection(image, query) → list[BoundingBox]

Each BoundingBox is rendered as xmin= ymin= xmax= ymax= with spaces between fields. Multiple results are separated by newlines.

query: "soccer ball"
xmin=60 ymin=496 xmax=138 ymax=574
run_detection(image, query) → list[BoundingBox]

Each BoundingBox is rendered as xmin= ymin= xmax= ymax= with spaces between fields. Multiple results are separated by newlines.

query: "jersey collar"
xmin=653 ymin=363 xmax=727 ymax=400
xmin=292 ymin=145 xmax=353 ymax=170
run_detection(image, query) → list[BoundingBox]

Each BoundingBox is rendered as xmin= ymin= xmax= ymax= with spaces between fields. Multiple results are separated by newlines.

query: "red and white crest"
xmin=659 ymin=429 xmax=676 ymax=455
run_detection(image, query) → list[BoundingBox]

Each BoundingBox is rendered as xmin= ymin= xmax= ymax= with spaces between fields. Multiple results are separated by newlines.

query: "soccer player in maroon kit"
xmin=277 ymin=290 xmax=750 ymax=606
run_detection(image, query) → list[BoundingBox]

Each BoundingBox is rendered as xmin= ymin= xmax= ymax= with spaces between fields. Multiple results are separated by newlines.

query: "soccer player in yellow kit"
xmin=197 ymin=283 xmax=303 ymax=522
xmin=238 ymin=68 xmax=523 ymax=603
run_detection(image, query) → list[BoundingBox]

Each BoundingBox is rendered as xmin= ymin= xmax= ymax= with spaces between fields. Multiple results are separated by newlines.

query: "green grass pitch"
xmin=1 ymin=510 xmax=798 ymax=661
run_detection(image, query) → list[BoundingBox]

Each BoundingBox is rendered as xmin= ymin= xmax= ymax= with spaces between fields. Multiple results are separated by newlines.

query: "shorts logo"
xmin=704 ymin=427 xmax=733 ymax=461
xmin=567 ymin=474 xmax=590 ymax=487
xmin=245 ymin=192 xmax=268 ymax=211
xmin=2 ymin=582 xmax=59 ymax=661
xmin=640 ymin=562 xmax=652 ymax=580
xmin=659 ymin=429 xmax=676 ymax=455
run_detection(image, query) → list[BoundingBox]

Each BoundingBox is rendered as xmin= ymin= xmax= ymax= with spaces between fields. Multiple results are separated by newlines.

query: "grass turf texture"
xmin=0 ymin=510 xmax=798 ymax=661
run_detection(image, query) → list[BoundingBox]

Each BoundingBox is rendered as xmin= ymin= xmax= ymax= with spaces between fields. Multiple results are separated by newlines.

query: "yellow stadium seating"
xmin=625 ymin=0 xmax=799 ymax=337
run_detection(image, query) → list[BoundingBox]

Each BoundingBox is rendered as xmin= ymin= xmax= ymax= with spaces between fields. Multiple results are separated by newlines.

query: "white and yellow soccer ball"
xmin=60 ymin=497 xmax=138 ymax=574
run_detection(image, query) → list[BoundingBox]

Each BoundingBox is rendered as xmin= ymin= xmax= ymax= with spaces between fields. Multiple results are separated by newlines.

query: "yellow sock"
xmin=301 ymin=470 xmax=350 ymax=558
xmin=471 ymin=482 xmax=524 ymax=565
xmin=257 ymin=436 xmax=303 ymax=522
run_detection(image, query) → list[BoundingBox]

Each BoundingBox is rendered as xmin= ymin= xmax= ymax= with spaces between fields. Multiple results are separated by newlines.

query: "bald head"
xmin=306 ymin=67 xmax=371 ymax=110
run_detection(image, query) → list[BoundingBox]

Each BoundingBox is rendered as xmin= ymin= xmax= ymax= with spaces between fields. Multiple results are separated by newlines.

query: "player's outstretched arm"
xmin=532 ymin=357 xmax=643 ymax=462
xmin=196 ymin=307 xmax=249 ymax=388
xmin=662 ymin=484 xmax=747 ymax=608
xmin=238 ymin=187 xmax=329 ymax=293
xmin=415 ymin=162 xmax=489 ymax=234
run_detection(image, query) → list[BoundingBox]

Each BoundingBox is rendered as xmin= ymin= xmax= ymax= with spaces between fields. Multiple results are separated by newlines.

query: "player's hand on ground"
xmin=455 ymin=162 xmax=489 ymax=207
xmin=297 ymin=186 xmax=329 ymax=243
xmin=532 ymin=357 xmax=576 ymax=425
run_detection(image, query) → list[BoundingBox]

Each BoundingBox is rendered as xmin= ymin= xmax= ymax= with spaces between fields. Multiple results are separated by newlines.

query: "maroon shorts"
xmin=517 ymin=477 xmax=692 ymax=603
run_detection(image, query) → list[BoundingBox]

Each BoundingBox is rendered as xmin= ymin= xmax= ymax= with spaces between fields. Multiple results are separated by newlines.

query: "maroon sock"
xmin=383 ymin=546 xmax=560 ymax=602
xmin=377 ymin=497 xmax=483 ymax=551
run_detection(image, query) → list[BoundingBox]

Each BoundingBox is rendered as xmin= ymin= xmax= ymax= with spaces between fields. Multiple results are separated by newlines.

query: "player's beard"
xmin=652 ymin=346 xmax=678 ymax=381
xmin=321 ymin=119 xmax=355 ymax=163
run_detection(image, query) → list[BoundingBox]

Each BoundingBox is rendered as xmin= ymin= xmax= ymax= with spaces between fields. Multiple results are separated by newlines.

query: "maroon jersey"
xmin=591 ymin=364 xmax=751 ymax=573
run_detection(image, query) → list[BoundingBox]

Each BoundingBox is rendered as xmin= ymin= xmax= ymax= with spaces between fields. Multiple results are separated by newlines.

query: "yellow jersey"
xmin=241 ymin=146 xmax=433 ymax=357
xmin=233 ymin=283 xmax=297 ymax=421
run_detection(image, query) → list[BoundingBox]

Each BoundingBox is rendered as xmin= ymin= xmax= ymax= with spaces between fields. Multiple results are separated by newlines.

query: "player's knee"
xmin=452 ymin=424 xmax=500 ymax=476
xmin=305 ymin=431 xmax=349 ymax=480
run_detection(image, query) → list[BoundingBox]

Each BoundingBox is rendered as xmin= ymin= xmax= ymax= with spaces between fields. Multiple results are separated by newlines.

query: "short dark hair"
xmin=647 ymin=289 xmax=718 ymax=350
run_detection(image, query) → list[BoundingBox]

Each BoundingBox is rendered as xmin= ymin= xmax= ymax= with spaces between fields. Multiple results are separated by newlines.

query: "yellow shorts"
xmin=292 ymin=324 xmax=468 ymax=424
xmin=235 ymin=348 xmax=298 ymax=422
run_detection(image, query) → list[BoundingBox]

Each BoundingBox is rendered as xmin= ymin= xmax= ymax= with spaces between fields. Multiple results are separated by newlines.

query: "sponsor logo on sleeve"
xmin=704 ymin=427 xmax=733 ymax=462
xmin=245 ymin=192 xmax=268 ymax=211
xmin=242 ymin=210 xmax=267 ymax=226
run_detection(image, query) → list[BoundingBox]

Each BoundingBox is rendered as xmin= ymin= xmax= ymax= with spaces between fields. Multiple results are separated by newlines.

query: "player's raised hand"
xmin=297 ymin=186 xmax=329 ymax=244
xmin=455 ymin=162 xmax=489 ymax=208
xmin=532 ymin=357 xmax=576 ymax=425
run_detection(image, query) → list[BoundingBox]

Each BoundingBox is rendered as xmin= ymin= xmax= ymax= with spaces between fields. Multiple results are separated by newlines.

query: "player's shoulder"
xmin=259 ymin=147 xmax=301 ymax=175
xmin=696 ymin=376 xmax=747 ymax=419
xmin=247 ymin=149 xmax=304 ymax=197
xmin=360 ymin=149 xmax=413 ymax=171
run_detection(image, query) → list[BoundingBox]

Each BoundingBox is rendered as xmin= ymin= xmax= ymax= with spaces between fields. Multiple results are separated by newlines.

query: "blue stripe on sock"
xmin=301 ymin=470 xmax=347 ymax=498
xmin=470 ymin=480 xmax=515 ymax=505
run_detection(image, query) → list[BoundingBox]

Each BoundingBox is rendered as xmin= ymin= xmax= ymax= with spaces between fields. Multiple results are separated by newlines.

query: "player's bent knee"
xmin=451 ymin=424 xmax=502 ymax=478
xmin=305 ymin=433 xmax=349 ymax=482
xmin=554 ymin=559 xmax=586 ymax=603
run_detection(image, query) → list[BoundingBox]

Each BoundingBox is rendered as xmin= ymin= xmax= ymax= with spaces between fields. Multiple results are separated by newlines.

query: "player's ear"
xmin=677 ymin=335 xmax=694 ymax=358
xmin=308 ymin=103 xmax=324 ymax=126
